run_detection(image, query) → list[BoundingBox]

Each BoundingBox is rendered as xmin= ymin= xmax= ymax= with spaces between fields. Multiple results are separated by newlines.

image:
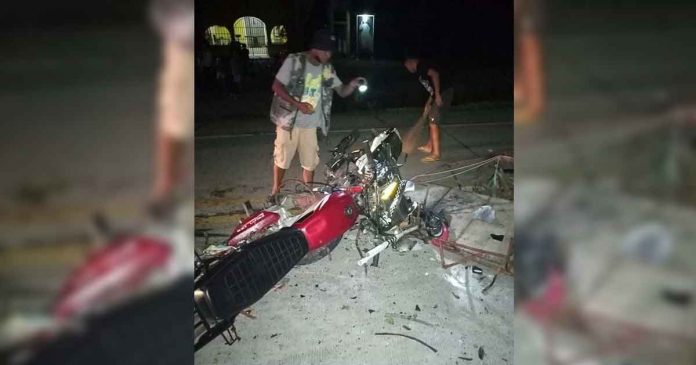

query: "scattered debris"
xmin=241 ymin=309 xmax=256 ymax=319
xmin=385 ymin=316 xmax=395 ymax=325
xmin=350 ymin=296 xmax=358 ymax=300
xmin=472 ymin=266 xmax=483 ymax=275
xmin=490 ymin=234 xmax=504 ymax=241
xmin=415 ymin=305 xmax=421 ymax=312
xmin=270 ymin=333 xmax=280 ymax=339
xmin=433 ymin=304 xmax=438 ymax=309
xmin=273 ymin=278 xmax=290 ymax=291
xmin=402 ymin=325 xmax=411 ymax=331
xmin=300 ymin=295 xmax=305 ymax=298
xmin=458 ymin=356 xmax=473 ymax=361
xmin=315 ymin=284 xmax=319 ymax=288
xmin=621 ymin=223 xmax=673 ymax=265
xmin=368 ymin=309 xmax=375 ymax=314
xmin=341 ymin=305 xmax=350 ymax=310
xmin=472 ymin=205 xmax=496 ymax=223
xmin=452 ymin=292 xmax=460 ymax=299
xmin=662 ymin=289 xmax=692 ymax=307
xmin=374 ymin=332 xmax=438 ymax=353
xmin=478 ymin=346 xmax=485 ymax=360
xmin=482 ymin=274 xmax=498 ymax=294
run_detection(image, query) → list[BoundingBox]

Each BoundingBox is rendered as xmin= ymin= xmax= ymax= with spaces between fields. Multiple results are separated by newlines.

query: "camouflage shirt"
xmin=270 ymin=52 xmax=342 ymax=136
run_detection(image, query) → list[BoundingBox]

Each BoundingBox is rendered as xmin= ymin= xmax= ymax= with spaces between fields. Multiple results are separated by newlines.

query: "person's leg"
xmin=302 ymin=169 xmax=314 ymax=185
xmin=272 ymin=165 xmax=286 ymax=195
xmin=272 ymin=127 xmax=297 ymax=195
xmin=422 ymin=106 xmax=441 ymax=161
xmin=298 ymin=128 xmax=320 ymax=186
xmin=430 ymin=122 xmax=441 ymax=158
xmin=418 ymin=129 xmax=433 ymax=153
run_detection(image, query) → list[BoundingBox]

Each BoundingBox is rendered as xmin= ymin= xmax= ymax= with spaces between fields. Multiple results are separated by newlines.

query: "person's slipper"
xmin=266 ymin=194 xmax=279 ymax=207
xmin=417 ymin=146 xmax=432 ymax=153
xmin=421 ymin=155 xmax=440 ymax=163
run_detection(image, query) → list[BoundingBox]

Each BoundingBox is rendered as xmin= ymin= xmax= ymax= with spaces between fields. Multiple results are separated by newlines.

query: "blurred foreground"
xmin=514 ymin=1 xmax=696 ymax=364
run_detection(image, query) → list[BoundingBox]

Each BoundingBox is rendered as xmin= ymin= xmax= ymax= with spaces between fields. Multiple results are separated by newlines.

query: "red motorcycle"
xmin=8 ymin=204 xmax=192 ymax=365
xmin=193 ymin=128 xmax=449 ymax=351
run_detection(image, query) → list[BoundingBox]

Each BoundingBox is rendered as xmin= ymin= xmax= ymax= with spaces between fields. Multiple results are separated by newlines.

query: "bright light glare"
xmin=358 ymin=84 xmax=368 ymax=93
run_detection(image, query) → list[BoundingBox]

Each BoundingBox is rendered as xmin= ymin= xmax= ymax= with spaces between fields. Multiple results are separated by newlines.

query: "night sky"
xmin=368 ymin=0 xmax=512 ymax=66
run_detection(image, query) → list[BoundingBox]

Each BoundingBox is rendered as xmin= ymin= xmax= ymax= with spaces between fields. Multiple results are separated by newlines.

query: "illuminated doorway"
xmin=233 ymin=16 xmax=269 ymax=58
xmin=204 ymin=25 xmax=231 ymax=45
xmin=270 ymin=25 xmax=288 ymax=45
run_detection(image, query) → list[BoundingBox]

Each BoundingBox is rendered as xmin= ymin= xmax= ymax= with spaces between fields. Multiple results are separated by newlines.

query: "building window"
xmin=204 ymin=25 xmax=231 ymax=46
xmin=233 ymin=16 xmax=270 ymax=59
xmin=270 ymin=25 xmax=288 ymax=45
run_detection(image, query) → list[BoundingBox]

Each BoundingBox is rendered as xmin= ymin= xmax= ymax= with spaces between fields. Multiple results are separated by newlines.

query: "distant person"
xmin=268 ymin=29 xmax=366 ymax=202
xmin=404 ymin=56 xmax=454 ymax=162
xmin=228 ymin=45 xmax=242 ymax=96
xmin=240 ymin=43 xmax=250 ymax=73
xmin=515 ymin=0 xmax=545 ymax=123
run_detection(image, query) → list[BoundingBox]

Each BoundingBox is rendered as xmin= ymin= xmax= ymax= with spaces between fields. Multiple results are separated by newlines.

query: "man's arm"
xmin=426 ymin=68 xmax=442 ymax=106
xmin=334 ymin=83 xmax=355 ymax=98
xmin=333 ymin=77 xmax=367 ymax=97
xmin=272 ymin=79 xmax=313 ymax=114
xmin=272 ymin=79 xmax=299 ymax=106
xmin=423 ymin=95 xmax=433 ymax=117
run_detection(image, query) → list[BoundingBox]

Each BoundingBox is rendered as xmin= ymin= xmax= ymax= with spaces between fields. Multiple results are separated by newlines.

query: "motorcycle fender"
xmin=227 ymin=211 xmax=280 ymax=247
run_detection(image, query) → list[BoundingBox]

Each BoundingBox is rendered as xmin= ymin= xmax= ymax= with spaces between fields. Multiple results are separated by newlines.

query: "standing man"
xmin=269 ymin=29 xmax=365 ymax=201
xmin=149 ymin=0 xmax=194 ymax=205
xmin=404 ymin=56 xmax=454 ymax=162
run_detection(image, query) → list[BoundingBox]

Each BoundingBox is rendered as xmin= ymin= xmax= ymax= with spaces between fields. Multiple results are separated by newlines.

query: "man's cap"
xmin=309 ymin=29 xmax=336 ymax=51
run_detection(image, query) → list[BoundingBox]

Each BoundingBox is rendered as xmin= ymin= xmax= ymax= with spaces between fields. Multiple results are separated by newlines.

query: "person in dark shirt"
xmin=404 ymin=57 xmax=454 ymax=162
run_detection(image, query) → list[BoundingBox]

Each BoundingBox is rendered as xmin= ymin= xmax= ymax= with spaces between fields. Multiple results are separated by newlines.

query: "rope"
xmin=415 ymin=157 xmax=501 ymax=185
xmin=409 ymin=156 xmax=499 ymax=180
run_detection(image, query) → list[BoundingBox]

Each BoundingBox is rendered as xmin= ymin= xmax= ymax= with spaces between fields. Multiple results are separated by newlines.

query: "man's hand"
xmin=349 ymin=77 xmax=367 ymax=88
xmin=336 ymin=76 xmax=367 ymax=97
xmin=297 ymin=102 xmax=314 ymax=114
xmin=435 ymin=94 xmax=443 ymax=107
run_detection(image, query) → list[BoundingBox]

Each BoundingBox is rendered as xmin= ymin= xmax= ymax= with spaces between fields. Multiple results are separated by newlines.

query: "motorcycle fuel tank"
xmin=54 ymin=236 xmax=171 ymax=319
xmin=294 ymin=191 xmax=359 ymax=251
xmin=227 ymin=210 xmax=280 ymax=247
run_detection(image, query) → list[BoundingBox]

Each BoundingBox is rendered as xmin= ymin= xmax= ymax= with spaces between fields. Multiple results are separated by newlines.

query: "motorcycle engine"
xmin=362 ymin=129 xmax=417 ymax=233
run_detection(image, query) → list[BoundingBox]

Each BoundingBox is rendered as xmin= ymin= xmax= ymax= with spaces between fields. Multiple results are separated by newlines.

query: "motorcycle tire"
xmin=296 ymin=235 xmax=343 ymax=265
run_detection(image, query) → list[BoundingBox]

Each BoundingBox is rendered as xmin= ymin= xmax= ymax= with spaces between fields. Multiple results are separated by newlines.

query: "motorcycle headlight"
xmin=380 ymin=181 xmax=399 ymax=202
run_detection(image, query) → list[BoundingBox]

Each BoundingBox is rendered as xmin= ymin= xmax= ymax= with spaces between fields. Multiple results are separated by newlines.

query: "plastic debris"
xmin=621 ymin=223 xmax=673 ymax=265
xmin=472 ymin=205 xmax=496 ymax=223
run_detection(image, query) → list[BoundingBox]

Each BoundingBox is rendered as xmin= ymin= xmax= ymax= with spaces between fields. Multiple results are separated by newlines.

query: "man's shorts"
xmin=273 ymin=126 xmax=320 ymax=171
xmin=427 ymin=87 xmax=454 ymax=125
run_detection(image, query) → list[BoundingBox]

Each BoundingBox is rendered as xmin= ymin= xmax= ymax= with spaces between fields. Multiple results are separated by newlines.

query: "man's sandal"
xmin=421 ymin=155 xmax=440 ymax=163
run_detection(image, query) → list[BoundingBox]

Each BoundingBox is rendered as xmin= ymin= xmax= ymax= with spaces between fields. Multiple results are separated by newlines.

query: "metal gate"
xmin=233 ymin=17 xmax=269 ymax=59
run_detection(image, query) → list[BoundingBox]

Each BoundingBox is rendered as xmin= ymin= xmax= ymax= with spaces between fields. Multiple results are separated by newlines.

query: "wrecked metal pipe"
xmin=357 ymin=226 xmax=419 ymax=266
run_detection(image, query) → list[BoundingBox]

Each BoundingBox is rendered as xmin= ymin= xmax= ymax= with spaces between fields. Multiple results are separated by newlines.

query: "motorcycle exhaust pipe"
xmin=357 ymin=225 xmax=419 ymax=266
